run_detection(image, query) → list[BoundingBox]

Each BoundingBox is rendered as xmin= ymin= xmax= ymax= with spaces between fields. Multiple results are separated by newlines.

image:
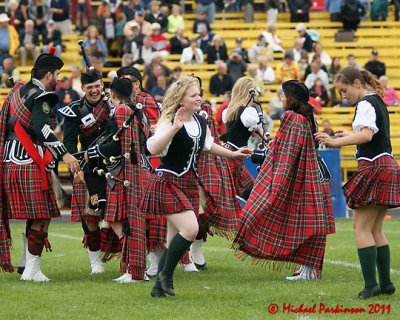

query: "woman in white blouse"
xmin=262 ymin=24 xmax=284 ymax=52
xmin=316 ymin=67 xmax=400 ymax=300
xmin=308 ymin=42 xmax=332 ymax=68
xmin=257 ymin=56 xmax=276 ymax=84
xmin=141 ymin=76 xmax=250 ymax=298
xmin=180 ymin=39 xmax=204 ymax=64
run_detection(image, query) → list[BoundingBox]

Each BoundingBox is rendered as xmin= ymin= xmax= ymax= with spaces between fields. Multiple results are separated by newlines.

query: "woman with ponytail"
xmin=316 ymin=67 xmax=400 ymax=299
xmin=233 ymin=80 xmax=335 ymax=281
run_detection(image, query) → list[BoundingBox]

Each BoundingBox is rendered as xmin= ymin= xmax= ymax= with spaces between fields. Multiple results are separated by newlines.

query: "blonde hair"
xmin=159 ymin=75 xmax=200 ymax=122
xmin=225 ymin=77 xmax=257 ymax=122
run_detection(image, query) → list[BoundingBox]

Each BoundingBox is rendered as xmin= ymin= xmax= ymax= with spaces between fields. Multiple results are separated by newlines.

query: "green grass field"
xmin=1 ymin=219 xmax=399 ymax=320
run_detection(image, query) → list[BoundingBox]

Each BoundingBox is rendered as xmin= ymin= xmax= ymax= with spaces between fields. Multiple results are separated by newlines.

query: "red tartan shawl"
xmin=235 ymin=111 xmax=335 ymax=259
xmin=79 ymin=99 xmax=110 ymax=137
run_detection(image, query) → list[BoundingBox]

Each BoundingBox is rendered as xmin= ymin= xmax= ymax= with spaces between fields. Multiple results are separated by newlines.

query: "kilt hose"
xmin=224 ymin=144 xmax=254 ymax=196
xmin=140 ymin=170 xmax=200 ymax=216
xmin=233 ymin=111 xmax=335 ymax=272
xmin=3 ymin=162 xmax=60 ymax=220
xmin=343 ymin=155 xmax=400 ymax=209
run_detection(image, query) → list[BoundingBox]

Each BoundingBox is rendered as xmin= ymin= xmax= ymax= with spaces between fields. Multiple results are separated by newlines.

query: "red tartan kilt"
xmin=224 ymin=144 xmax=254 ymax=195
xmin=104 ymin=181 xmax=126 ymax=222
xmin=139 ymin=170 xmax=199 ymax=215
xmin=3 ymin=162 xmax=60 ymax=220
xmin=343 ymin=155 xmax=400 ymax=209
xmin=70 ymin=181 xmax=87 ymax=222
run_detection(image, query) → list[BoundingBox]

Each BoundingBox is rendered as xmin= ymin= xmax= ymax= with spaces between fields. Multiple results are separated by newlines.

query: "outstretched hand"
xmin=231 ymin=147 xmax=253 ymax=159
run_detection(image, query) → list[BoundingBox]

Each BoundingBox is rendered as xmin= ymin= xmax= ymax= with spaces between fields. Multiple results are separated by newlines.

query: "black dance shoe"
xmin=158 ymin=272 xmax=175 ymax=296
xmin=358 ymin=285 xmax=381 ymax=300
xmin=150 ymin=276 xmax=167 ymax=298
xmin=380 ymin=283 xmax=396 ymax=295
xmin=194 ymin=262 xmax=208 ymax=271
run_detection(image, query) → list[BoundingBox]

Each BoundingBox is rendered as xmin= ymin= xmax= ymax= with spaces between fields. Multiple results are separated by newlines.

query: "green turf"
xmin=1 ymin=219 xmax=399 ymax=320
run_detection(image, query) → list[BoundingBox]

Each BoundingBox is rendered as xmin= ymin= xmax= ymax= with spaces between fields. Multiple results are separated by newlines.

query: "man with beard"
xmin=61 ymin=69 xmax=111 ymax=274
xmin=0 ymin=52 xmax=80 ymax=280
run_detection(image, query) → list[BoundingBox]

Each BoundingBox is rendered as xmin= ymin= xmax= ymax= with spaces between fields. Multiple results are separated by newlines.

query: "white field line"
xmin=49 ymin=232 xmax=400 ymax=275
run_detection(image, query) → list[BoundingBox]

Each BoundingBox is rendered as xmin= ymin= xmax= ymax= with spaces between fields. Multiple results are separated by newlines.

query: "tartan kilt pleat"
xmin=3 ymin=162 xmax=60 ymax=219
xmin=198 ymin=151 xmax=242 ymax=238
xmin=224 ymin=145 xmax=254 ymax=195
xmin=70 ymin=181 xmax=87 ymax=222
xmin=104 ymin=178 xmax=126 ymax=222
xmin=139 ymin=170 xmax=200 ymax=216
xmin=343 ymin=156 xmax=400 ymax=209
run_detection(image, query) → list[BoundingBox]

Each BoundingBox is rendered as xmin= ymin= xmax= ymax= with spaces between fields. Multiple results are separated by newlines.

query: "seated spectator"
xmin=288 ymin=0 xmax=311 ymax=22
xmin=150 ymin=75 xmax=167 ymax=102
xmin=131 ymin=36 xmax=154 ymax=66
xmin=115 ymin=12 xmax=127 ymax=57
xmin=7 ymin=0 xmax=27 ymax=33
xmin=268 ymin=88 xmax=284 ymax=119
xmin=248 ymin=34 xmax=274 ymax=63
xmin=192 ymin=10 xmax=211 ymax=34
xmin=308 ymin=42 xmax=331 ymax=68
xmin=275 ymin=51 xmax=301 ymax=83
xmin=305 ymin=62 xmax=329 ymax=91
xmin=134 ymin=10 xmax=152 ymax=36
xmin=326 ymin=0 xmax=341 ymax=21
xmin=232 ymin=37 xmax=249 ymax=63
xmin=1 ymin=57 xmax=20 ymax=88
xmin=262 ymin=24 xmax=284 ymax=52
xmin=365 ymin=49 xmax=386 ymax=79
xmin=209 ymin=61 xmax=234 ymax=97
xmin=295 ymin=23 xmax=313 ymax=52
xmin=71 ymin=0 xmax=93 ymax=36
xmin=328 ymin=56 xmax=341 ymax=82
xmin=340 ymin=0 xmax=365 ymax=31
xmin=226 ymin=49 xmax=247 ymax=83
xmin=168 ymin=65 xmax=182 ymax=86
xmin=42 ymin=20 xmax=62 ymax=57
xmin=99 ymin=4 xmax=115 ymax=54
xmin=0 ymin=13 xmax=20 ymax=66
xmin=122 ymin=22 xmax=148 ymax=66
xmin=379 ymin=76 xmax=399 ymax=106
xmin=180 ymin=39 xmax=204 ymax=64
xmin=29 ymin=0 xmax=49 ymax=35
xmin=310 ymin=77 xmax=330 ymax=107
xmin=145 ymin=0 xmax=168 ymax=33
xmin=81 ymin=25 xmax=107 ymax=72
xmin=144 ymin=53 xmax=171 ymax=90
xmin=17 ymin=19 xmax=41 ymax=66
xmin=55 ymin=76 xmax=80 ymax=122
xmin=123 ymin=0 xmax=144 ymax=21
xmin=247 ymin=64 xmax=265 ymax=95
xmin=303 ymin=54 xmax=328 ymax=80
xmin=150 ymin=22 xmax=170 ymax=53
xmin=50 ymin=0 xmax=72 ymax=35
xmin=257 ymin=56 xmax=275 ymax=84
xmin=321 ymin=119 xmax=335 ymax=137
xmin=298 ymin=57 xmax=308 ymax=79
xmin=207 ymin=35 xmax=228 ymax=64
xmin=371 ymin=0 xmax=388 ymax=21
xmin=196 ymin=24 xmax=214 ymax=54
xmin=70 ymin=65 xmax=84 ymax=98
xmin=169 ymin=26 xmax=189 ymax=54
xmin=167 ymin=3 xmax=184 ymax=34
xmin=286 ymin=37 xmax=308 ymax=64
xmin=345 ymin=53 xmax=361 ymax=70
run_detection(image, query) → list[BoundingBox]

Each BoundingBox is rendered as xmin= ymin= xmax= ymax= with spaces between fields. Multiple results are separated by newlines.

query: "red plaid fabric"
xmin=224 ymin=144 xmax=254 ymax=196
xmin=343 ymin=155 xmax=400 ymax=209
xmin=112 ymin=105 xmax=146 ymax=279
xmin=233 ymin=111 xmax=335 ymax=270
xmin=140 ymin=170 xmax=200 ymax=216
xmin=100 ymin=227 xmax=122 ymax=262
xmin=79 ymin=99 xmax=110 ymax=137
xmin=197 ymin=103 xmax=242 ymax=238
xmin=70 ymin=181 xmax=88 ymax=222
xmin=4 ymin=162 xmax=60 ymax=220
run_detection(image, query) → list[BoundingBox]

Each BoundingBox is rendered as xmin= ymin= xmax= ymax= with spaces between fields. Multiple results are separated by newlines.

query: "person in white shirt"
xmin=305 ymin=62 xmax=329 ymax=91
xmin=257 ymin=56 xmax=275 ymax=84
xmin=180 ymin=39 xmax=204 ymax=64
xmin=308 ymin=42 xmax=332 ymax=68
xmin=262 ymin=24 xmax=284 ymax=52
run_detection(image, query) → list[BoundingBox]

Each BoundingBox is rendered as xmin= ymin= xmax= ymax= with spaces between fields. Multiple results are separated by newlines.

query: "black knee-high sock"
xmin=157 ymin=248 xmax=168 ymax=275
xmin=357 ymin=246 xmax=377 ymax=288
xmin=162 ymin=234 xmax=193 ymax=277
xmin=376 ymin=245 xmax=391 ymax=287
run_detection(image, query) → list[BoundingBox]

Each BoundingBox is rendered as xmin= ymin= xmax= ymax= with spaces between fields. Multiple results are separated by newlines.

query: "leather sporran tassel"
xmin=51 ymin=170 xmax=66 ymax=209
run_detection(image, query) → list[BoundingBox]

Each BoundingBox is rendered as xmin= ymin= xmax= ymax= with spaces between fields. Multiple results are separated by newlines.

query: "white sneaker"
xmin=183 ymin=262 xmax=199 ymax=272
xmin=146 ymin=251 xmax=159 ymax=277
xmin=88 ymin=250 xmax=105 ymax=274
xmin=286 ymin=266 xmax=320 ymax=281
xmin=20 ymin=251 xmax=50 ymax=282
xmin=113 ymin=272 xmax=147 ymax=283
